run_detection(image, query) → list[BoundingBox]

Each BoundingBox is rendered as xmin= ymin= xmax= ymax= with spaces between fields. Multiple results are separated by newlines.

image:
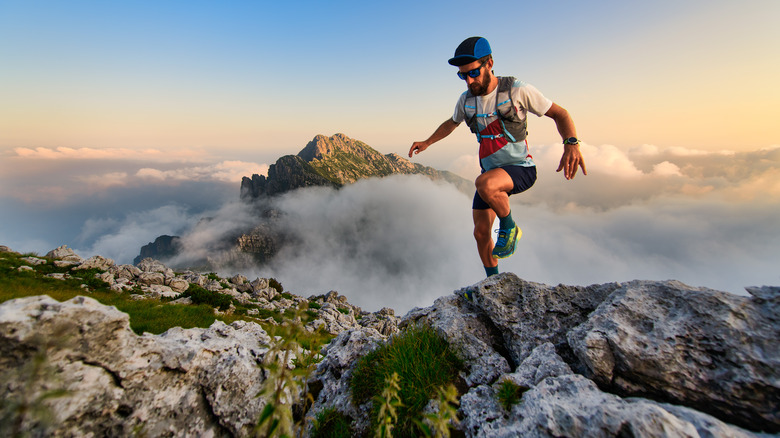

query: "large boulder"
xmin=568 ymin=281 xmax=780 ymax=432
xmin=457 ymin=274 xmax=619 ymax=367
xmin=0 ymin=295 xmax=272 ymax=437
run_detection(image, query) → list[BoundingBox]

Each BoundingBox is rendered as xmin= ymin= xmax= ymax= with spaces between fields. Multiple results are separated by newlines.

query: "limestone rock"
xmin=402 ymin=294 xmax=511 ymax=387
xmin=45 ymin=245 xmax=83 ymax=263
xmin=567 ymin=280 xmax=780 ymax=432
xmin=308 ymin=327 xmax=387 ymax=437
xmin=21 ymin=256 xmax=47 ymax=266
xmin=357 ymin=307 xmax=400 ymax=336
xmin=0 ymin=295 xmax=271 ymax=437
xmin=109 ymin=264 xmax=142 ymax=280
xmin=137 ymin=271 xmax=165 ymax=286
xmin=459 ymin=274 xmax=619 ymax=367
xmin=73 ymin=255 xmax=114 ymax=271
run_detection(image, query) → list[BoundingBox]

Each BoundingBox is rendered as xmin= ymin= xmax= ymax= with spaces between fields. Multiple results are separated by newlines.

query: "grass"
xmin=0 ymin=252 xmax=329 ymax=339
xmin=350 ymin=324 xmax=463 ymax=437
xmin=310 ymin=408 xmax=353 ymax=438
xmin=496 ymin=380 xmax=527 ymax=411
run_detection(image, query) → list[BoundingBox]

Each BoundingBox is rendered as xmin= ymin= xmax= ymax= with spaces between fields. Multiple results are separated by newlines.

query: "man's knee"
xmin=473 ymin=222 xmax=492 ymax=242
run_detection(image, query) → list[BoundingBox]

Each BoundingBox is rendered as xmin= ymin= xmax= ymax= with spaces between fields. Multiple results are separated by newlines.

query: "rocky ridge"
xmin=240 ymin=133 xmax=471 ymax=200
xmin=1 ymin=244 xmax=778 ymax=437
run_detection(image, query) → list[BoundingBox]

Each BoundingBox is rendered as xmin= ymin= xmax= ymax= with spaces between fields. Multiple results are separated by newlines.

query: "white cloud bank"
xmin=2 ymin=143 xmax=779 ymax=314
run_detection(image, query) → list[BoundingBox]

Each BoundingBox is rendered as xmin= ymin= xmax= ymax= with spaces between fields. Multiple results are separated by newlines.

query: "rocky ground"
xmin=1 ymin=244 xmax=778 ymax=437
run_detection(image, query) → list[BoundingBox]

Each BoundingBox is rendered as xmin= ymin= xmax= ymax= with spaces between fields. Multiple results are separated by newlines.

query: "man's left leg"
xmin=475 ymin=169 xmax=520 ymax=258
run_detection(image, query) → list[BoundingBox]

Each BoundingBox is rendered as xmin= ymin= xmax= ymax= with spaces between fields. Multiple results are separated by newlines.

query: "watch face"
xmin=566 ymin=137 xmax=578 ymax=144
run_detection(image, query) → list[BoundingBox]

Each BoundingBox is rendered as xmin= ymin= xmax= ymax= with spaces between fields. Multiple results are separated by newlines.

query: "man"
xmin=409 ymin=36 xmax=586 ymax=278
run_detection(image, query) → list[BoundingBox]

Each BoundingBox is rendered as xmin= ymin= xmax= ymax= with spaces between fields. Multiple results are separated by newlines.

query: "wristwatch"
xmin=563 ymin=137 xmax=580 ymax=145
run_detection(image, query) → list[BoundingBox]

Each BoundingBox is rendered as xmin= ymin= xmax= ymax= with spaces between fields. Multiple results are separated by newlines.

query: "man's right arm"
xmin=408 ymin=118 xmax=459 ymax=158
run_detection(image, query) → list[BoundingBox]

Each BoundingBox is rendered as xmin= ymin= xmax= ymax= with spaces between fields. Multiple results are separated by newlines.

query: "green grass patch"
xmin=0 ymin=252 xmax=287 ymax=335
xmin=350 ymin=324 xmax=463 ymax=437
xmin=180 ymin=284 xmax=232 ymax=310
xmin=311 ymin=408 xmax=353 ymax=438
xmin=496 ymin=380 xmax=527 ymax=410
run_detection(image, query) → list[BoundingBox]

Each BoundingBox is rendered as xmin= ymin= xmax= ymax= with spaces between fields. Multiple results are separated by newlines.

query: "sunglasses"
xmin=457 ymin=60 xmax=486 ymax=80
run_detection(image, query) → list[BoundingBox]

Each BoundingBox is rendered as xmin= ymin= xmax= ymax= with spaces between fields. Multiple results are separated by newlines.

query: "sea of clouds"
xmin=1 ymin=143 xmax=778 ymax=313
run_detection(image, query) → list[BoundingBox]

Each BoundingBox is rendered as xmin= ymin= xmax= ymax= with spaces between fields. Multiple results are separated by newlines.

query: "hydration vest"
xmin=464 ymin=76 xmax=528 ymax=143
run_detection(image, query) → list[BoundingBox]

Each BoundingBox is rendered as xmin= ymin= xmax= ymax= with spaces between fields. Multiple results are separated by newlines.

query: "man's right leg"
xmin=473 ymin=208 xmax=498 ymax=276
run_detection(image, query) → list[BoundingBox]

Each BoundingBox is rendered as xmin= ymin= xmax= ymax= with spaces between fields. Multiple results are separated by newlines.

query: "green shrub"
xmin=337 ymin=307 xmax=350 ymax=315
xmin=308 ymin=301 xmax=322 ymax=310
xmin=310 ymin=408 xmax=353 ymax=438
xmin=350 ymin=324 xmax=463 ymax=437
xmin=269 ymin=277 xmax=283 ymax=293
xmin=181 ymin=285 xmax=232 ymax=311
xmin=496 ymin=380 xmax=527 ymax=410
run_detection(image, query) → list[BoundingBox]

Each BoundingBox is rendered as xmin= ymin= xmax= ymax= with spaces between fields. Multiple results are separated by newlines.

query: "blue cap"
xmin=448 ymin=37 xmax=492 ymax=66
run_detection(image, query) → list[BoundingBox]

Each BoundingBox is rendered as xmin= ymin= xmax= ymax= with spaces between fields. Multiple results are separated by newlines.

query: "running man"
xmin=409 ymin=36 xmax=586 ymax=278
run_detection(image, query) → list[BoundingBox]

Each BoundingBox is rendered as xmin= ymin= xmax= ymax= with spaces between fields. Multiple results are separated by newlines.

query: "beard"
xmin=468 ymin=73 xmax=490 ymax=96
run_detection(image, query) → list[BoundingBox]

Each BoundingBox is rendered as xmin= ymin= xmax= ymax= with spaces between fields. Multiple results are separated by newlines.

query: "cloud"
xmin=10 ymin=146 xmax=209 ymax=162
xmin=449 ymin=153 xmax=481 ymax=180
xmin=75 ymin=172 xmax=130 ymax=188
xmin=0 ymin=156 xmax=267 ymax=202
xmin=136 ymin=161 xmax=268 ymax=183
xmin=651 ymin=161 xmax=682 ymax=177
xmin=3 ymin=143 xmax=779 ymax=315
xmin=77 ymin=205 xmax=199 ymax=264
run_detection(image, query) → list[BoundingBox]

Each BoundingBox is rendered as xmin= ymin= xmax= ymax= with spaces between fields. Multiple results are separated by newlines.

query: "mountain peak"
xmin=297 ymin=133 xmax=378 ymax=162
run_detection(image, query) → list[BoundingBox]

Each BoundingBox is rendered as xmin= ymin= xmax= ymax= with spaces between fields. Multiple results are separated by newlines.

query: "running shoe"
xmin=492 ymin=225 xmax=521 ymax=259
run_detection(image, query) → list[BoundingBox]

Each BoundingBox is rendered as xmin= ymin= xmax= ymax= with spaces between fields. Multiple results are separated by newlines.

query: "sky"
xmin=1 ymin=1 xmax=779 ymax=313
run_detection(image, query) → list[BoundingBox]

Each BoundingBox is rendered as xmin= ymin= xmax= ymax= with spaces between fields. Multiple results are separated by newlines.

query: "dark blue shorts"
xmin=472 ymin=165 xmax=537 ymax=210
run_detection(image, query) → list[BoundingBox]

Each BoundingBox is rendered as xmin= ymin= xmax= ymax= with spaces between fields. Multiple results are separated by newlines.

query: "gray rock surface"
xmin=0 ymin=295 xmax=271 ymax=437
xmin=568 ymin=280 xmax=780 ymax=432
xmin=2 ymin=245 xmax=777 ymax=437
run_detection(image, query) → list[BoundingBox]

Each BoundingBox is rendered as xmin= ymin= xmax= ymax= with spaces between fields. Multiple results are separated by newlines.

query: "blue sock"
xmin=499 ymin=211 xmax=516 ymax=230
xmin=485 ymin=265 xmax=499 ymax=277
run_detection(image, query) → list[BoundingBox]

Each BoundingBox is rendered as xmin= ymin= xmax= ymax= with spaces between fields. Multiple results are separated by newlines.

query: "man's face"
xmin=459 ymin=59 xmax=490 ymax=96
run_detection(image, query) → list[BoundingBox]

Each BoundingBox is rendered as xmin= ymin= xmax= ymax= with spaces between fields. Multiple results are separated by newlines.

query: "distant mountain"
xmin=139 ymin=133 xmax=472 ymax=267
xmin=240 ymin=133 xmax=470 ymax=200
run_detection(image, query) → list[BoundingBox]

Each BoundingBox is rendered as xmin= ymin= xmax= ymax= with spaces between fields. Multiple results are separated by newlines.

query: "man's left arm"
xmin=545 ymin=103 xmax=587 ymax=180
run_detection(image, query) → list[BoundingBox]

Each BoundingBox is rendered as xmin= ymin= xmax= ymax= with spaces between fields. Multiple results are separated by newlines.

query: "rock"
xmin=310 ymin=303 xmax=360 ymax=335
xmin=96 ymin=271 xmax=115 ymax=286
xmin=136 ymin=271 xmax=165 ymax=286
xmin=134 ymin=235 xmax=181 ymax=265
xmin=309 ymin=328 xmax=387 ymax=437
xmin=567 ymin=280 xmax=780 ymax=432
xmin=0 ymin=245 xmax=16 ymax=253
xmin=0 ymin=295 xmax=272 ymax=437
xmin=204 ymin=279 xmax=224 ymax=292
xmin=502 ymin=342 xmax=573 ymax=389
xmin=461 ymin=372 xmax=763 ymax=438
xmin=45 ymin=245 xmax=83 ymax=263
xmin=183 ymin=271 xmax=207 ymax=286
xmin=459 ymin=273 xmax=619 ymax=368
xmin=21 ymin=256 xmax=47 ymax=265
xmin=357 ymin=307 xmax=400 ymax=336
xmin=73 ymin=255 xmax=114 ymax=271
xmin=141 ymin=284 xmax=178 ymax=299
xmin=167 ymin=277 xmax=190 ymax=293
xmin=136 ymin=258 xmax=169 ymax=273
xmin=109 ymin=264 xmax=142 ymax=280
xmin=402 ymin=294 xmax=511 ymax=387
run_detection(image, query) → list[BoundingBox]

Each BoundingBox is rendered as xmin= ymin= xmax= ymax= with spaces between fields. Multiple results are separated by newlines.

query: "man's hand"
xmin=408 ymin=119 xmax=459 ymax=158
xmin=409 ymin=141 xmax=430 ymax=158
xmin=556 ymin=143 xmax=587 ymax=180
